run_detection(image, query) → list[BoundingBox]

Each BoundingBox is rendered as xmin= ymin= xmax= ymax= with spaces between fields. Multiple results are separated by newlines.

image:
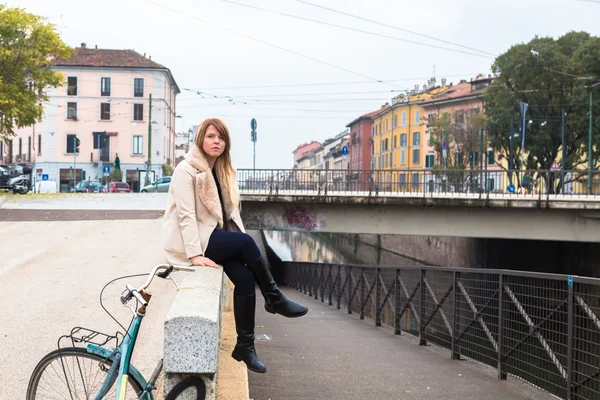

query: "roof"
xmin=55 ymin=45 xmax=166 ymax=69
xmin=421 ymin=77 xmax=494 ymax=108
xmin=54 ymin=44 xmax=180 ymax=93
xmin=346 ymin=106 xmax=387 ymax=128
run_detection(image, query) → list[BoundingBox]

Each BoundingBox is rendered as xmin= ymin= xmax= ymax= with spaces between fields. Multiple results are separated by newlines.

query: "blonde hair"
xmin=194 ymin=118 xmax=240 ymax=209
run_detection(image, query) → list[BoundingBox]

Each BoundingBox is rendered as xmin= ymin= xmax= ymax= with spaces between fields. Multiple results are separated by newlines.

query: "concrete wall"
xmin=317 ymin=233 xmax=479 ymax=268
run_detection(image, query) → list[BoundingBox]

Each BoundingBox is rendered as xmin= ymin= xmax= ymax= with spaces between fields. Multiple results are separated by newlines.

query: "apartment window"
xmin=67 ymin=77 xmax=77 ymax=96
xmin=402 ymin=112 xmax=407 ymax=126
xmin=455 ymin=152 xmax=462 ymax=166
xmin=67 ymin=102 xmax=77 ymax=120
xmin=488 ymin=150 xmax=494 ymax=165
xmin=134 ymin=104 xmax=144 ymax=121
xmin=399 ymin=173 xmax=406 ymax=189
xmin=385 ymin=120 xmax=388 ymax=131
xmin=38 ymin=134 xmax=42 ymax=155
xmin=415 ymin=110 xmax=421 ymax=126
xmin=470 ymin=152 xmax=479 ymax=168
xmin=413 ymin=132 xmax=420 ymax=146
xmin=134 ymin=78 xmax=144 ymax=97
xmin=400 ymin=133 xmax=407 ymax=147
xmin=66 ymin=134 xmax=77 ymax=154
xmin=133 ymin=135 xmax=143 ymax=155
xmin=0 ymin=141 xmax=3 ymax=161
xmin=426 ymin=154 xmax=434 ymax=168
xmin=394 ymin=135 xmax=397 ymax=148
xmin=412 ymin=173 xmax=419 ymax=189
xmin=393 ymin=115 xmax=398 ymax=128
xmin=7 ymin=140 xmax=12 ymax=162
xmin=27 ymin=137 xmax=31 ymax=162
xmin=401 ymin=149 xmax=406 ymax=165
xmin=100 ymin=103 xmax=111 ymax=120
xmin=372 ymin=126 xmax=375 ymax=136
xmin=101 ymin=77 xmax=111 ymax=96
xmin=412 ymin=149 xmax=420 ymax=165
xmin=18 ymin=138 xmax=22 ymax=159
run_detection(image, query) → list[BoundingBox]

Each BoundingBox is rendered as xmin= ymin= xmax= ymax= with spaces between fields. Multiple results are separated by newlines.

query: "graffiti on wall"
xmin=242 ymin=205 xmax=326 ymax=231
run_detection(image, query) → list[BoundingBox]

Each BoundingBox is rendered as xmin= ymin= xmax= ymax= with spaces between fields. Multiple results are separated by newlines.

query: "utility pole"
xmin=147 ymin=93 xmax=152 ymax=186
xmin=520 ymin=102 xmax=528 ymax=171
xmin=588 ymin=90 xmax=593 ymax=194
xmin=73 ymin=136 xmax=77 ymax=189
xmin=509 ymin=119 xmax=514 ymax=182
xmin=561 ymin=108 xmax=565 ymax=194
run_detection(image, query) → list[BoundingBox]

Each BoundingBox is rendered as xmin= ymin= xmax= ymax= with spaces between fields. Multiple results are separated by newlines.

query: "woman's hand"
xmin=190 ymin=255 xmax=220 ymax=269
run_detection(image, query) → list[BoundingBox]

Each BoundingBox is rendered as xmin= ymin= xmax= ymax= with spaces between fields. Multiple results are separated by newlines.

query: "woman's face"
xmin=202 ymin=125 xmax=226 ymax=160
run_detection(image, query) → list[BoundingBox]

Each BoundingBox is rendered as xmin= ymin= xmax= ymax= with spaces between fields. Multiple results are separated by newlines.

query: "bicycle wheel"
xmin=26 ymin=347 xmax=145 ymax=399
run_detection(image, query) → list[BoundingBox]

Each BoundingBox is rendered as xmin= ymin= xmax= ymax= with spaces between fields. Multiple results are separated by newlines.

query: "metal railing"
xmin=284 ymin=262 xmax=600 ymax=400
xmin=237 ymin=168 xmax=600 ymax=199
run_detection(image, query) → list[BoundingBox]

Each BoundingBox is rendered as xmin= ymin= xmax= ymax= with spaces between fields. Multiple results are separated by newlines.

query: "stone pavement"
xmin=248 ymin=287 xmax=556 ymax=400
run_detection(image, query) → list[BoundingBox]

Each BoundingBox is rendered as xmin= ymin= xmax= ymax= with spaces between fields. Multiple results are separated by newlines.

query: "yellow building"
xmin=371 ymin=79 xmax=447 ymax=190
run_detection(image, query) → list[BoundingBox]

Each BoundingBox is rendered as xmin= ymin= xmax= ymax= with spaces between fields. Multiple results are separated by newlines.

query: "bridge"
xmin=238 ymin=168 xmax=600 ymax=243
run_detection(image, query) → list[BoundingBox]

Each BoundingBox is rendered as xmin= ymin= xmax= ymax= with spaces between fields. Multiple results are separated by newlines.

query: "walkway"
xmin=249 ymin=287 xmax=555 ymax=400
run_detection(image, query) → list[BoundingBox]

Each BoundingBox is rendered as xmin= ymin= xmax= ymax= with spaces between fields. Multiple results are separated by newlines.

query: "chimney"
xmin=81 ymin=43 xmax=86 ymax=48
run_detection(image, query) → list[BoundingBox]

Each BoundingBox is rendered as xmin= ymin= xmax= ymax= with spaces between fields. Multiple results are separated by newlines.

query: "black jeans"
xmin=204 ymin=231 xmax=261 ymax=296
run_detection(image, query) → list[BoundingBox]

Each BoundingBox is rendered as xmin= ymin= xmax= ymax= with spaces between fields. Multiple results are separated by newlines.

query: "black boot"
xmin=247 ymin=256 xmax=308 ymax=318
xmin=231 ymin=293 xmax=266 ymax=373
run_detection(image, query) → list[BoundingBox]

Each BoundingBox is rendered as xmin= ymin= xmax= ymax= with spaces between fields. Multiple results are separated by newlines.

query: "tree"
xmin=109 ymin=168 xmax=122 ymax=182
xmin=162 ymin=162 xmax=174 ymax=177
xmin=0 ymin=5 xmax=73 ymax=141
xmin=428 ymin=110 xmax=488 ymax=192
xmin=484 ymin=32 xmax=600 ymax=191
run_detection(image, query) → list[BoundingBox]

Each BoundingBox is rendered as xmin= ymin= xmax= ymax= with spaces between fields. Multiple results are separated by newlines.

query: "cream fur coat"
xmin=162 ymin=145 xmax=245 ymax=266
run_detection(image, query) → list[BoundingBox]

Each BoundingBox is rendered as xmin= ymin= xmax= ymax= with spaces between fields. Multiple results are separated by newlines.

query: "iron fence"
xmin=284 ymin=262 xmax=600 ymax=400
xmin=237 ymin=168 xmax=600 ymax=198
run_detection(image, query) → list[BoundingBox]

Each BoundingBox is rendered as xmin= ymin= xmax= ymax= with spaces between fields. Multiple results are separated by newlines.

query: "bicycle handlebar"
xmin=121 ymin=264 xmax=195 ymax=305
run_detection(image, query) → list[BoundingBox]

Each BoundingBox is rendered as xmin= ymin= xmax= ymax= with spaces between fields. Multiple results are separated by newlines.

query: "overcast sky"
xmin=9 ymin=0 xmax=600 ymax=169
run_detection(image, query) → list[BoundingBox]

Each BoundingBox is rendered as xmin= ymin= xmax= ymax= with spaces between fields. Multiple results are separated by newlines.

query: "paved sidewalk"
xmin=248 ymin=287 xmax=555 ymax=400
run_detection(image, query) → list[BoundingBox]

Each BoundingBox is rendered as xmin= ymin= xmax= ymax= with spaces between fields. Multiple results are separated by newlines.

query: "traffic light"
xmin=75 ymin=137 xmax=81 ymax=153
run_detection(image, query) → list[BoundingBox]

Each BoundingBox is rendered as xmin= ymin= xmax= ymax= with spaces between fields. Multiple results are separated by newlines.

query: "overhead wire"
xmin=291 ymin=0 xmax=497 ymax=57
xmin=140 ymin=0 xmax=404 ymax=88
xmin=220 ymin=0 xmax=493 ymax=59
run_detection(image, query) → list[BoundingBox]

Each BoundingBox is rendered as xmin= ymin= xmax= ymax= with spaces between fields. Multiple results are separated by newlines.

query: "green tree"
xmin=428 ymin=110 xmax=488 ymax=192
xmin=0 ymin=5 xmax=73 ymax=140
xmin=484 ymin=32 xmax=600 ymax=181
xmin=109 ymin=168 xmax=122 ymax=182
xmin=162 ymin=162 xmax=174 ymax=176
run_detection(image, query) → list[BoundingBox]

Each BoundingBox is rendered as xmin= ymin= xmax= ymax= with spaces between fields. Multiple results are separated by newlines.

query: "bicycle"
xmin=26 ymin=263 xmax=196 ymax=399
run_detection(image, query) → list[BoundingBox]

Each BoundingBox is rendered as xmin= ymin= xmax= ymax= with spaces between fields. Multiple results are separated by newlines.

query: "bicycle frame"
xmin=85 ymin=311 xmax=152 ymax=400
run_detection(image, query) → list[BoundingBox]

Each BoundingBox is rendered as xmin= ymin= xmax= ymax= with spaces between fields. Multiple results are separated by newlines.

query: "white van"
xmin=36 ymin=181 xmax=58 ymax=193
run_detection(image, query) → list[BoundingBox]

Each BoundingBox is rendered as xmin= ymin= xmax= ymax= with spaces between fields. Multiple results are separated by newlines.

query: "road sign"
xmin=442 ymin=140 xmax=447 ymax=150
xmin=442 ymin=149 xmax=447 ymax=159
xmin=550 ymin=160 xmax=560 ymax=170
xmin=342 ymin=146 xmax=348 ymax=156
xmin=103 ymin=165 xmax=110 ymax=174
xmin=42 ymin=174 xmax=49 ymax=181
xmin=251 ymin=118 xmax=257 ymax=131
xmin=507 ymin=184 xmax=515 ymax=193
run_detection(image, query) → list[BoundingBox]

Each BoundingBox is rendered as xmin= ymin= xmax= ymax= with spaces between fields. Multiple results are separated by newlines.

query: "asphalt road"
xmin=0 ymin=218 xmax=183 ymax=399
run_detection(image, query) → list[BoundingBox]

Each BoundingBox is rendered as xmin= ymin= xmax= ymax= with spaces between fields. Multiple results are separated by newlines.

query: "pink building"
xmin=345 ymin=107 xmax=384 ymax=190
xmin=292 ymin=141 xmax=320 ymax=168
xmin=421 ymin=74 xmax=502 ymax=191
xmin=5 ymin=43 xmax=180 ymax=192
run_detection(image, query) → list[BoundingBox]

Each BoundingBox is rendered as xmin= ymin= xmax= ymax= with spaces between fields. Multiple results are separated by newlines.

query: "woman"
xmin=162 ymin=118 xmax=308 ymax=374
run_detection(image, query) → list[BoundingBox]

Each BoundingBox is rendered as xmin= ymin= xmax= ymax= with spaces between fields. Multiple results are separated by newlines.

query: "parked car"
xmin=71 ymin=181 xmax=102 ymax=193
xmin=36 ymin=181 xmax=59 ymax=193
xmin=141 ymin=176 xmax=171 ymax=193
xmin=106 ymin=181 xmax=131 ymax=193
